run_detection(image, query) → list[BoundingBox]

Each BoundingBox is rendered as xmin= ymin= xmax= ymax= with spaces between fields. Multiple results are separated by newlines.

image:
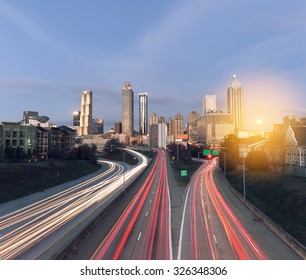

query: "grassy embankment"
xmin=0 ymin=160 xmax=101 ymax=204
xmin=170 ymin=157 xmax=306 ymax=247
xmin=226 ymin=169 xmax=306 ymax=247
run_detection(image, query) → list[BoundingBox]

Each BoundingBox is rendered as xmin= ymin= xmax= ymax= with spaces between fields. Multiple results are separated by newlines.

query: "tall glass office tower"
xmin=122 ymin=82 xmax=134 ymax=136
xmin=227 ymin=75 xmax=244 ymax=131
xmin=80 ymin=90 xmax=92 ymax=135
xmin=139 ymin=92 xmax=148 ymax=135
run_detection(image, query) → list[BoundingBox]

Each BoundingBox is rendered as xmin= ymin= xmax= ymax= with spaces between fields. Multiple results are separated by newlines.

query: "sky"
xmin=1 ymin=0 xmax=306 ymax=132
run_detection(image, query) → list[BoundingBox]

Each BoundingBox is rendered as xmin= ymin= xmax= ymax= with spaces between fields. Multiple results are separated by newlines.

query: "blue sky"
xmin=1 ymin=0 xmax=306 ymax=131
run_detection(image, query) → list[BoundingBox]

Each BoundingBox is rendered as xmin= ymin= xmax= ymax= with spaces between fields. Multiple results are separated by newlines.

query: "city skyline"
xmin=1 ymin=1 xmax=306 ymax=131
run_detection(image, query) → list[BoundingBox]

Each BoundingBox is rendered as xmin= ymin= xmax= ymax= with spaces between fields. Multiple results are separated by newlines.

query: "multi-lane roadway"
xmin=0 ymin=149 xmax=148 ymax=259
xmin=179 ymin=158 xmax=267 ymax=259
xmin=178 ymin=157 xmax=302 ymax=260
xmin=0 ymin=149 xmax=303 ymax=260
xmin=91 ymin=148 xmax=172 ymax=260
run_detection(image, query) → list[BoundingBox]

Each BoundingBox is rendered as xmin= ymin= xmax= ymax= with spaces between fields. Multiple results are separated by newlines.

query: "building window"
xmin=20 ymin=131 xmax=25 ymax=138
xmin=13 ymin=131 xmax=17 ymax=138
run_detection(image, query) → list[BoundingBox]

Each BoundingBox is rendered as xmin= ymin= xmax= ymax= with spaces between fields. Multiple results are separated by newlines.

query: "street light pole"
xmin=123 ymin=149 xmax=125 ymax=188
xmin=242 ymin=152 xmax=246 ymax=201
xmin=224 ymin=150 xmax=227 ymax=177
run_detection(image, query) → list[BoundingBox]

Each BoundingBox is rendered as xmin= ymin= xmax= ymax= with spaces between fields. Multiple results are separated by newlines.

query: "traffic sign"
xmin=181 ymin=170 xmax=188 ymax=177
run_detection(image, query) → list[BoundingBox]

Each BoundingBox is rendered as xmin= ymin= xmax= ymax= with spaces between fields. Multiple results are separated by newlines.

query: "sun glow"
xmin=243 ymin=71 xmax=302 ymax=132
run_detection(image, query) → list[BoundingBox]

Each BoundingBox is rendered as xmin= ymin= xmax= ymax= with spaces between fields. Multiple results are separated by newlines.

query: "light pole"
xmin=123 ymin=149 xmax=126 ymax=188
xmin=242 ymin=151 xmax=246 ymax=201
xmin=177 ymin=143 xmax=179 ymax=163
xmin=117 ymin=147 xmax=126 ymax=188
xmin=0 ymin=115 xmax=49 ymax=161
xmin=220 ymin=148 xmax=226 ymax=177
xmin=224 ymin=149 xmax=227 ymax=177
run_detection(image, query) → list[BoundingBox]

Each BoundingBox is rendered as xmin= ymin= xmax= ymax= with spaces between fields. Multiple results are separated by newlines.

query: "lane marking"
xmin=137 ymin=232 xmax=142 ymax=241
xmin=145 ymin=211 xmax=148 ymax=217
xmin=177 ymin=186 xmax=191 ymax=260
xmin=213 ymin=234 xmax=218 ymax=244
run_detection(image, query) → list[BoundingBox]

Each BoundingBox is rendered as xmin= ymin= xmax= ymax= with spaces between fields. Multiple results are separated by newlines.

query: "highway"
xmin=1 ymin=149 xmax=302 ymax=260
xmin=178 ymin=158 xmax=302 ymax=260
xmin=91 ymin=148 xmax=172 ymax=260
xmin=0 ymin=149 xmax=148 ymax=259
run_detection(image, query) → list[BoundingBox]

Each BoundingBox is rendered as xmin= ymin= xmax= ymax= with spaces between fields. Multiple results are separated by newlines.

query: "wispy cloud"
xmin=0 ymin=0 xmax=76 ymax=60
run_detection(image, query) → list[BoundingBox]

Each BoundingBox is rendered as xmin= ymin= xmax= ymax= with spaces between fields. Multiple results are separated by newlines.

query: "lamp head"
xmin=29 ymin=115 xmax=49 ymax=123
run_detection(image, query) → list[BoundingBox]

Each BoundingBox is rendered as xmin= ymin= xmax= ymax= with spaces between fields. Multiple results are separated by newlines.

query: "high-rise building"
xmin=114 ymin=122 xmax=122 ymax=134
xmin=92 ymin=118 xmax=104 ymax=134
xmin=149 ymin=122 xmax=166 ymax=149
xmin=188 ymin=111 xmax=200 ymax=142
xmin=80 ymin=90 xmax=93 ymax=136
xmin=159 ymin=116 xmax=166 ymax=124
xmin=73 ymin=111 xmax=80 ymax=127
xmin=197 ymin=112 xmax=235 ymax=146
xmin=122 ymin=82 xmax=134 ymax=136
xmin=150 ymin=112 xmax=159 ymax=126
xmin=174 ymin=112 xmax=184 ymax=135
xmin=202 ymin=95 xmax=217 ymax=115
xmin=167 ymin=117 xmax=174 ymax=136
xmin=139 ymin=92 xmax=148 ymax=135
xmin=227 ymin=75 xmax=244 ymax=131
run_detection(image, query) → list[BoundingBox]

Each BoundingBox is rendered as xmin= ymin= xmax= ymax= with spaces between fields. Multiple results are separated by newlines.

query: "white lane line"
xmin=177 ymin=186 xmax=191 ymax=260
xmin=167 ymin=183 xmax=173 ymax=260
xmin=145 ymin=211 xmax=148 ymax=217
xmin=137 ymin=232 xmax=142 ymax=241
xmin=213 ymin=234 xmax=218 ymax=244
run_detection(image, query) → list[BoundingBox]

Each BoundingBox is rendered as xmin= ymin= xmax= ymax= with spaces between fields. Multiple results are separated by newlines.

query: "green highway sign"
xmin=203 ymin=150 xmax=211 ymax=156
xmin=181 ymin=170 xmax=188 ymax=177
xmin=212 ymin=150 xmax=219 ymax=156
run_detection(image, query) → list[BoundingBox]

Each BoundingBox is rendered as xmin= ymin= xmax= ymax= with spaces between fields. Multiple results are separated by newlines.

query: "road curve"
xmin=0 ymin=150 xmax=147 ymax=259
xmin=179 ymin=158 xmax=267 ymax=260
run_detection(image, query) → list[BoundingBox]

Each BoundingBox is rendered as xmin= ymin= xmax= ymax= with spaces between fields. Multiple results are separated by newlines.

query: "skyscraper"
xmin=73 ymin=111 xmax=80 ymax=127
xmin=174 ymin=112 xmax=184 ymax=135
xmin=149 ymin=122 xmax=166 ymax=149
xmin=80 ymin=90 xmax=93 ymax=136
xmin=114 ymin=122 xmax=122 ymax=134
xmin=139 ymin=92 xmax=148 ymax=135
xmin=188 ymin=111 xmax=200 ymax=142
xmin=227 ymin=75 xmax=244 ymax=131
xmin=122 ymin=82 xmax=134 ymax=136
xmin=202 ymin=95 xmax=217 ymax=115
xmin=150 ymin=112 xmax=159 ymax=125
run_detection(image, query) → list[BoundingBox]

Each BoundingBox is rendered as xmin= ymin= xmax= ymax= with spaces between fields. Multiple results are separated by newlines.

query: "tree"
xmin=220 ymin=134 xmax=240 ymax=172
xmin=27 ymin=148 xmax=32 ymax=159
xmin=245 ymin=150 xmax=269 ymax=171
xmin=103 ymin=139 xmax=120 ymax=153
xmin=76 ymin=143 xmax=97 ymax=163
xmin=266 ymin=134 xmax=288 ymax=174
